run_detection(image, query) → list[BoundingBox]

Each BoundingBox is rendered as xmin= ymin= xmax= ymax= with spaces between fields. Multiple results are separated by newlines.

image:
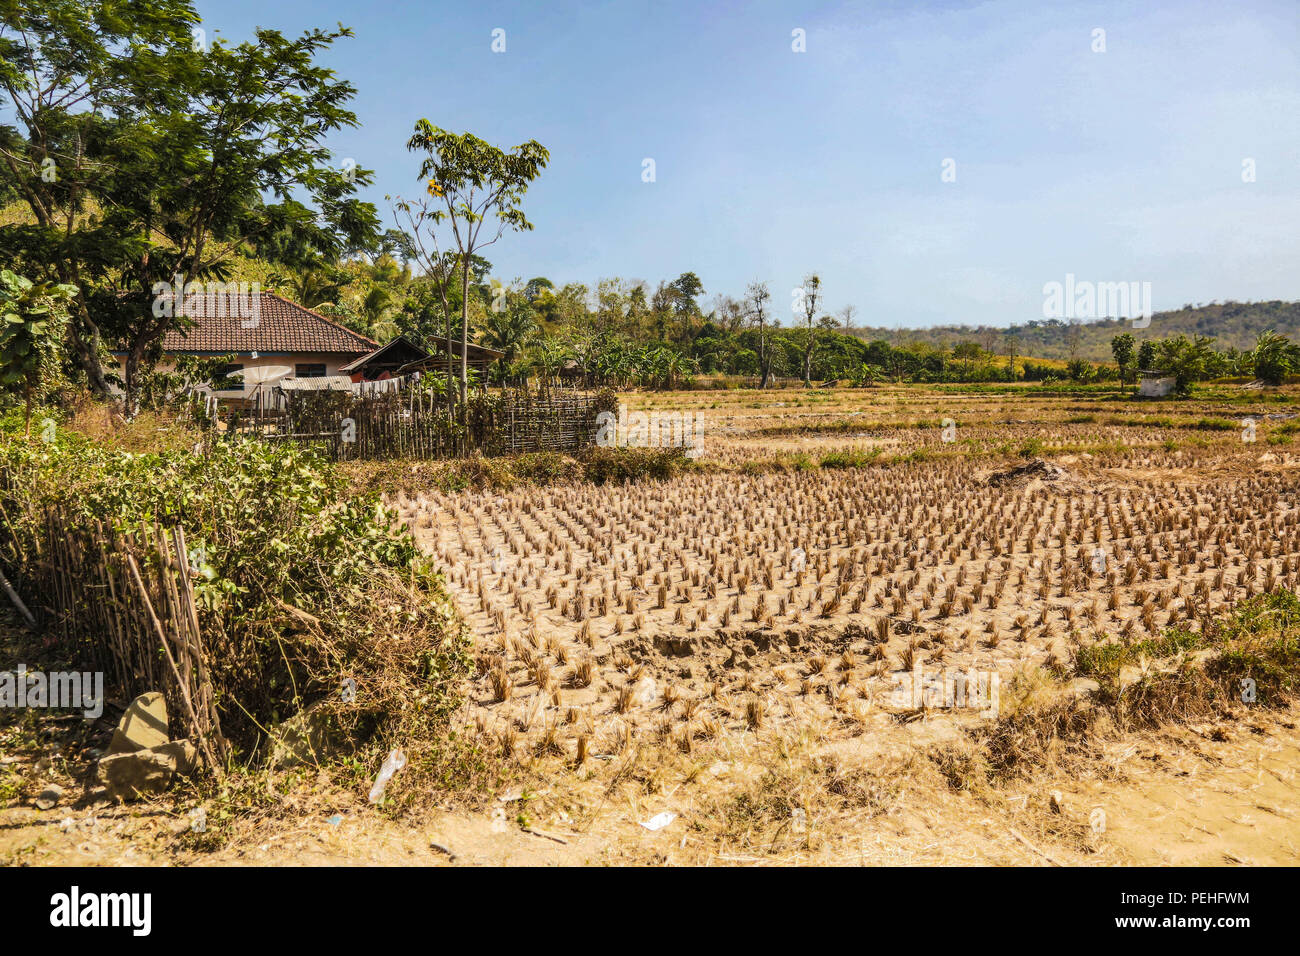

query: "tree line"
xmin=1 ymin=1 xmax=1296 ymax=420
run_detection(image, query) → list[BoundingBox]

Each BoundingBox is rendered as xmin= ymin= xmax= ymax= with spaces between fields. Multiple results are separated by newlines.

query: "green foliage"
xmin=0 ymin=431 xmax=470 ymax=761
xmin=398 ymin=122 xmax=549 ymax=405
xmin=0 ymin=269 xmax=75 ymax=433
xmin=1151 ymin=333 xmax=1224 ymax=394
xmin=818 ymin=448 xmax=881 ymax=468
xmin=1017 ymin=437 xmax=1044 ymax=458
xmin=1078 ymin=590 xmax=1300 ymax=707
xmin=1110 ymin=332 xmax=1135 ymax=383
xmin=1253 ymin=329 xmax=1300 ymax=385
xmin=579 ymin=446 xmax=693 ymax=484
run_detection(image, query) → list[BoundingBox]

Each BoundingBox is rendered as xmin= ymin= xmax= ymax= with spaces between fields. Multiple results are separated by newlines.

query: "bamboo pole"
xmin=125 ymin=554 xmax=218 ymax=771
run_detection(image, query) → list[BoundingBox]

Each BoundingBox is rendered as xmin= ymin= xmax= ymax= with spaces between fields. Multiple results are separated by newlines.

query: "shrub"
xmin=0 ymin=429 xmax=471 ymax=769
xmin=579 ymin=446 xmax=692 ymax=484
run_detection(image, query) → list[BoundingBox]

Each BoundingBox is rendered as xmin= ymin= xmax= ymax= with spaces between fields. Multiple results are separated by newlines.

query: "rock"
xmin=1049 ymin=790 xmax=1065 ymax=814
xmin=267 ymin=701 xmax=344 ymax=768
xmin=97 ymin=740 xmax=196 ymax=801
xmin=1067 ymin=678 xmax=1101 ymax=698
xmin=34 ymin=783 xmax=63 ymax=810
xmin=108 ymin=692 xmax=170 ymax=755
xmin=630 ymin=676 xmax=657 ymax=708
xmin=987 ymin=459 xmax=1068 ymax=487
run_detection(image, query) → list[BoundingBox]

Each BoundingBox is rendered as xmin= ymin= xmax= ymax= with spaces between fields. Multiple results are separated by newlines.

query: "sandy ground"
xmin=2 ymin=703 xmax=1295 ymax=866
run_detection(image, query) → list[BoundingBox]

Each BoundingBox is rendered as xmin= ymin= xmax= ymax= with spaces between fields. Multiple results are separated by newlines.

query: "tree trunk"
xmin=459 ymin=260 xmax=470 ymax=418
xmin=444 ymin=299 xmax=454 ymax=406
xmin=68 ymin=301 xmax=112 ymax=399
xmin=123 ymin=343 xmax=145 ymax=419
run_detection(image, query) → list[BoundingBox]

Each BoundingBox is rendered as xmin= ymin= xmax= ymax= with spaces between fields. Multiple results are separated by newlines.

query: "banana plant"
xmin=0 ymin=270 xmax=76 ymax=436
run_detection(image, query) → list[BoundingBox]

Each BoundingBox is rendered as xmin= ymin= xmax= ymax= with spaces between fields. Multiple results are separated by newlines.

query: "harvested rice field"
xmin=379 ymin=384 xmax=1300 ymax=865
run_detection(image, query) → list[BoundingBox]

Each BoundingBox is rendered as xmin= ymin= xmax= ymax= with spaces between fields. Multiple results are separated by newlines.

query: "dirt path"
xmin=1064 ymin=719 xmax=1300 ymax=866
xmin=3 ymin=706 xmax=1295 ymax=866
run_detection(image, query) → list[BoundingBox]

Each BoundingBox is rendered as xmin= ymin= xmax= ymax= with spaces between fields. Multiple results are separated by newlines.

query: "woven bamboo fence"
xmin=24 ymin=512 xmax=226 ymax=769
xmin=225 ymin=380 xmax=613 ymax=462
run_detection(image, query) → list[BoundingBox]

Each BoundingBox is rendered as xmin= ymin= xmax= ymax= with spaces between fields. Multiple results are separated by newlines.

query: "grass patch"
xmin=971 ymin=590 xmax=1300 ymax=779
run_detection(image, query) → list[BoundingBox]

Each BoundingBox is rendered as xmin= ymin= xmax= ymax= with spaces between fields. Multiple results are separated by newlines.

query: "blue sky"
xmin=197 ymin=0 xmax=1299 ymax=329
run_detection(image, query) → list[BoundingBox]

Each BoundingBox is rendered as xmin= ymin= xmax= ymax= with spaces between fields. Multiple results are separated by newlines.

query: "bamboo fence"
xmin=222 ymin=380 xmax=613 ymax=462
xmin=25 ymin=511 xmax=226 ymax=769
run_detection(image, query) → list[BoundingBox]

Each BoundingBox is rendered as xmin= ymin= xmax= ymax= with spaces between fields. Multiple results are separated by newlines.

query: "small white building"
xmin=1138 ymin=369 xmax=1176 ymax=397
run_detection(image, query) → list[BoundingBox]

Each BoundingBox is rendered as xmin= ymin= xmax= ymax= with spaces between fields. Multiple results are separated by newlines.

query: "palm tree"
xmin=289 ymin=268 xmax=344 ymax=308
xmin=360 ymin=286 xmax=393 ymax=328
xmin=482 ymin=304 xmax=538 ymax=365
xmin=664 ymin=350 xmax=697 ymax=389
xmin=530 ymin=337 xmax=571 ymax=388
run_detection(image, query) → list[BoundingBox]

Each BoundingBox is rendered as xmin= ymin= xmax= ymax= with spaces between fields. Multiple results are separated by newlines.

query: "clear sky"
xmin=195 ymin=0 xmax=1299 ymax=329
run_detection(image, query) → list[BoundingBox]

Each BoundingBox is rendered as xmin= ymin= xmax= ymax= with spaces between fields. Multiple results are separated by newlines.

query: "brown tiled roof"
xmin=158 ymin=292 xmax=378 ymax=355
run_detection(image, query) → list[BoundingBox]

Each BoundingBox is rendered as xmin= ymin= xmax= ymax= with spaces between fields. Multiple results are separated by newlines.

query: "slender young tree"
xmin=798 ymin=272 xmax=822 ymax=386
xmin=390 ymin=194 xmax=465 ymax=395
xmin=404 ymin=123 xmax=548 ymax=409
xmin=746 ymin=280 xmax=772 ymax=388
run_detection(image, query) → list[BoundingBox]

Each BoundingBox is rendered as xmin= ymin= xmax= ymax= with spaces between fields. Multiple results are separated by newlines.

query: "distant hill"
xmin=846 ymin=301 xmax=1300 ymax=362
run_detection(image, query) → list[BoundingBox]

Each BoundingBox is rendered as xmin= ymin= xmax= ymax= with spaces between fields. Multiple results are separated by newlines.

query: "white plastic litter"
xmin=368 ymin=748 xmax=407 ymax=803
xmin=631 ymin=676 xmax=657 ymax=708
xmin=640 ymin=811 xmax=677 ymax=831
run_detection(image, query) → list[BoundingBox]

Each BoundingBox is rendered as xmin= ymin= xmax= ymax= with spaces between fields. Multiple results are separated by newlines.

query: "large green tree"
xmin=1110 ymin=332 xmax=1135 ymax=384
xmin=1252 ymin=329 xmax=1298 ymax=385
xmin=0 ymin=1 xmax=379 ymax=413
xmin=1154 ymin=334 xmax=1222 ymax=394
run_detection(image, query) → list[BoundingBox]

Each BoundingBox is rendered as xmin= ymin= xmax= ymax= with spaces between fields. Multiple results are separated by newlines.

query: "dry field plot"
xmin=407 ymin=459 xmax=1300 ymax=755
xmin=629 ymin=382 xmax=1300 ymax=463
xmin=393 ymin=387 xmax=1300 ymax=774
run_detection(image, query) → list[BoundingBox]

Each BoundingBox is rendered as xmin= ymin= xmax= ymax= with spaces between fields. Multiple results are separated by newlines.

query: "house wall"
xmin=1138 ymin=376 xmax=1176 ymax=398
xmin=110 ymin=352 xmax=362 ymax=399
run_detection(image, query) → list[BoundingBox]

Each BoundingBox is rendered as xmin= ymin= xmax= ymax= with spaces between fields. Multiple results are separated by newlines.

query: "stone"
xmin=630 ymin=676 xmax=657 ymax=708
xmin=108 ymin=692 xmax=170 ymax=755
xmin=1049 ymin=790 xmax=1065 ymax=814
xmin=35 ymin=783 xmax=63 ymax=810
xmin=267 ymin=701 xmax=344 ymax=768
xmin=1067 ymin=678 xmax=1101 ymax=698
xmin=97 ymin=740 xmax=196 ymax=801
